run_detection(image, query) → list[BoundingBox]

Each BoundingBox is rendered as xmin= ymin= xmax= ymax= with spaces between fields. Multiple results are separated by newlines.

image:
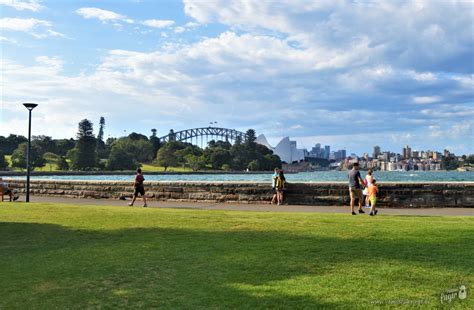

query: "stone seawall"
xmin=4 ymin=179 xmax=474 ymax=208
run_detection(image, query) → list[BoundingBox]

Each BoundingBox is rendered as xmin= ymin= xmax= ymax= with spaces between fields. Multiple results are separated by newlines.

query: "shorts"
xmin=370 ymin=197 xmax=377 ymax=206
xmin=134 ymin=186 xmax=145 ymax=196
xmin=349 ymin=187 xmax=363 ymax=201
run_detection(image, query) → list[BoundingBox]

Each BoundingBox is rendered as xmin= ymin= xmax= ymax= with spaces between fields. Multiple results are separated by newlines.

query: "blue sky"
xmin=1 ymin=0 xmax=473 ymax=155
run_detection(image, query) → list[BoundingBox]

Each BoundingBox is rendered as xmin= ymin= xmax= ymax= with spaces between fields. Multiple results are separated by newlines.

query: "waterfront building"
xmin=373 ymin=145 xmax=381 ymax=159
xmin=256 ymin=134 xmax=305 ymax=164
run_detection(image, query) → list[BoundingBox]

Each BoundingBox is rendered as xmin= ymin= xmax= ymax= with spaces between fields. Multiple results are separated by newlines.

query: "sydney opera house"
xmin=256 ymin=134 xmax=306 ymax=164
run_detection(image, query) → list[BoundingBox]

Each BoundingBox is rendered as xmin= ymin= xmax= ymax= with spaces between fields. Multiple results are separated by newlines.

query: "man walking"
xmin=348 ymin=163 xmax=365 ymax=215
xmin=129 ymin=168 xmax=148 ymax=207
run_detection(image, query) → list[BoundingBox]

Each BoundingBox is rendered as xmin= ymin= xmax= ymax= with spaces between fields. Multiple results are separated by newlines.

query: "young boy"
xmin=368 ymin=179 xmax=378 ymax=216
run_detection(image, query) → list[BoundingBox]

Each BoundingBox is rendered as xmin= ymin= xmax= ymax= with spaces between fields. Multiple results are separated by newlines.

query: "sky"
xmin=0 ymin=0 xmax=473 ymax=156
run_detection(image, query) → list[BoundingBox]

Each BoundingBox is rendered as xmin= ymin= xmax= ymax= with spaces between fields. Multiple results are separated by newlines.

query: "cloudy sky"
xmin=1 ymin=0 xmax=473 ymax=155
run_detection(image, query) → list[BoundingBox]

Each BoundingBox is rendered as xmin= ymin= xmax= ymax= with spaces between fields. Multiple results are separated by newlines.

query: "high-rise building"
xmin=373 ymin=145 xmax=381 ymax=159
xmin=403 ymin=145 xmax=412 ymax=159
xmin=324 ymin=145 xmax=330 ymax=159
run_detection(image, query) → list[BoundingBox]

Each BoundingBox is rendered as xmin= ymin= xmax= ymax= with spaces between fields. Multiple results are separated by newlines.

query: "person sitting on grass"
xmin=128 ymin=168 xmax=148 ymax=208
xmin=0 ymin=177 xmax=19 ymax=202
xmin=368 ymin=179 xmax=378 ymax=216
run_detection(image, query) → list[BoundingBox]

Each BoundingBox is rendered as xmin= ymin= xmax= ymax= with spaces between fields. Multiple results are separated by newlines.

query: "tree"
xmin=185 ymin=154 xmax=206 ymax=171
xmin=150 ymin=129 xmax=162 ymax=160
xmin=55 ymin=138 xmax=76 ymax=156
xmin=57 ymin=156 xmax=69 ymax=170
xmin=247 ymin=160 xmax=260 ymax=171
xmin=156 ymin=146 xmax=177 ymax=171
xmin=11 ymin=143 xmax=45 ymax=170
xmin=97 ymin=117 xmax=105 ymax=141
xmin=107 ymin=146 xmax=140 ymax=171
xmin=32 ymin=135 xmax=56 ymax=155
xmin=0 ymin=134 xmax=28 ymax=155
xmin=110 ymin=137 xmax=154 ymax=163
xmin=96 ymin=117 xmax=107 ymax=159
xmin=0 ymin=150 xmax=8 ymax=170
xmin=43 ymin=152 xmax=60 ymax=172
xmin=128 ymin=132 xmax=148 ymax=141
xmin=72 ymin=119 xmax=97 ymax=170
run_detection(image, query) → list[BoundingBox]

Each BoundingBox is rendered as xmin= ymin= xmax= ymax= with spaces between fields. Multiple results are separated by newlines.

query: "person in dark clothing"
xmin=129 ymin=168 xmax=147 ymax=207
xmin=348 ymin=163 xmax=365 ymax=215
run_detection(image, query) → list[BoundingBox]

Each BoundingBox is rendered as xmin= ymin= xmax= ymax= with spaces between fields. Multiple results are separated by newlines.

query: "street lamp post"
xmin=23 ymin=103 xmax=38 ymax=202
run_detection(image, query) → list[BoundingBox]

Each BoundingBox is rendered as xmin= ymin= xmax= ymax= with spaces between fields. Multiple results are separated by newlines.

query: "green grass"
xmin=0 ymin=203 xmax=472 ymax=309
xmin=140 ymin=162 xmax=193 ymax=172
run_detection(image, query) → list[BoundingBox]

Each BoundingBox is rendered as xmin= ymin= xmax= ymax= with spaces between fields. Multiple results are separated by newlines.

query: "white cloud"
xmin=0 ymin=36 xmax=18 ymax=44
xmin=174 ymin=26 xmax=185 ymax=33
xmin=0 ymin=17 xmax=50 ymax=31
xmin=142 ymin=19 xmax=174 ymax=28
xmin=76 ymin=7 xmax=133 ymax=23
xmin=413 ymin=96 xmax=442 ymax=104
xmin=0 ymin=17 xmax=64 ymax=38
xmin=0 ymin=0 xmax=43 ymax=11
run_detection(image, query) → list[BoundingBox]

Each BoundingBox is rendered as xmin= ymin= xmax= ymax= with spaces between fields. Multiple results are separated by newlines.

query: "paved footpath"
xmin=4 ymin=195 xmax=472 ymax=216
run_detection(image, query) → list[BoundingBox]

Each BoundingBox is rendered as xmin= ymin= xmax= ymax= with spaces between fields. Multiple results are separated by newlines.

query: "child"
xmin=368 ymin=179 xmax=378 ymax=216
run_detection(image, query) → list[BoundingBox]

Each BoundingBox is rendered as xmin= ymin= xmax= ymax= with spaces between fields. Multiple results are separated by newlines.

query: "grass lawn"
xmin=0 ymin=203 xmax=472 ymax=309
xmin=140 ymin=163 xmax=193 ymax=172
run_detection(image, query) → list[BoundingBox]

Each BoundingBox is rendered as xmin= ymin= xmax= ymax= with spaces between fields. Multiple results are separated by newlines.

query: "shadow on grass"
xmin=0 ymin=222 xmax=472 ymax=308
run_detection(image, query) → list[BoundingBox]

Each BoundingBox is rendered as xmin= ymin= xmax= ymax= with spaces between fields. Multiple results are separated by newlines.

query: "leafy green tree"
xmin=32 ymin=135 xmax=56 ymax=155
xmin=185 ymin=154 xmax=206 ymax=171
xmin=442 ymin=156 xmax=459 ymax=170
xmin=247 ymin=160 xmax=260 ymax=171
xmin=107 ymin=146 xmax=140 ymax=171
xmin=128 ymin=132 xmax=149 ymax=141
xmin=72 ymin=119 xmax=97 ymax=170
xmin=0 ymin=150 xmax=8 ymax=170
xmin=110 ymin=137 xmax=154 ymax=163
xmin=55 ymin=138 xmax=76 ymax=156
xmin=43 ymin=152 xmax=60 ymax=171
xmin=156 ymin=146 xmax=177 ymax=171
xmin=0 ymin=134 xmax=28 ymax=154
xmin=57 ymin=156 xmax=69 ymax=170
xmin=11 ymin=142 xmax=45 ymax=170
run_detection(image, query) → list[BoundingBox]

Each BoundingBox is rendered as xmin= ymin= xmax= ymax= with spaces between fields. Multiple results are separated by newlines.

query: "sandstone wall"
xmin=4 ymin=180 xmax=473 ymax=208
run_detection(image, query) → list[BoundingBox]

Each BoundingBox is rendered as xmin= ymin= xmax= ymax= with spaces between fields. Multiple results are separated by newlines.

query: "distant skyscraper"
xmin=324 ymin=145 xmax=330 ymax=159
xmin=373 ymin=145 xmax=381 ymax=159
xmin=403 ymin=145 xmax=412 ymax=159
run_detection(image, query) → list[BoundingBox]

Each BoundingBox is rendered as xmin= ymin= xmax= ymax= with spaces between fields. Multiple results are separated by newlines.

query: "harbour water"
xmin=8 ymin=171 xmax=474 ymax=182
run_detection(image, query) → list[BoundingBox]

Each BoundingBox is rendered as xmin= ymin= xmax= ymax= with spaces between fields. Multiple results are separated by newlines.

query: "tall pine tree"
xmin=96 ymin=116 xmax=107 ymax=159
xmin=72 ymin=119 xmax=97 ymax=170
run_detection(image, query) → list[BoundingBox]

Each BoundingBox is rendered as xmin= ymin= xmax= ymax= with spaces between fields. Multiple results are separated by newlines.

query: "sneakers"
xmin=143 ymin=204 xmax=148 ymax=208
xmin=358 ymin=209 xmax=365 ymax=214
xmin=352 ymin=211 xmax=357 ymax=215
xmin=375 ymin=210 xmax=378 ymax=215
xmin=128 ymin=203 xmax=133 ymax=206
xmin=369 ymin=212 xmax=374 ymax=216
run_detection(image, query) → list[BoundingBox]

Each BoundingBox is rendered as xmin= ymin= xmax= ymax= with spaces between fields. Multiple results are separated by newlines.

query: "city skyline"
xmin=1 ymin=0 xmax=473 ymax=155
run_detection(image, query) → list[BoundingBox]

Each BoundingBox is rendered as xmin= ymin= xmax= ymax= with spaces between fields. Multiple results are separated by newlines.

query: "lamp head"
xmin=23 ymin=103 xmax=38 ymax=111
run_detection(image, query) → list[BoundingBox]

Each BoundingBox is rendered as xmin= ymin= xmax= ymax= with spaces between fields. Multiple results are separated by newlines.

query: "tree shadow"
xmin=0 ymin=221 xmax=472 ymax=308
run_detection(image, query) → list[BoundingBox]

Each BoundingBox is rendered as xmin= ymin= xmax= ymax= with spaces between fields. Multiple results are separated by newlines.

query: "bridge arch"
xmin=159 ymin=127 xmax=247 ymax=147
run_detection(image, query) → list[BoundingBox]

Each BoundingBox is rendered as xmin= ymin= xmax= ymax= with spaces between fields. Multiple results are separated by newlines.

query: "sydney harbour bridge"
xmin=158 ymin=127 xmax=247 ymax=148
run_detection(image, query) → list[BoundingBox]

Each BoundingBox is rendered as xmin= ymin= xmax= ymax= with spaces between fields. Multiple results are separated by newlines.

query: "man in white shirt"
xmin=0 ymin=178 xmax=18 ymax=202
